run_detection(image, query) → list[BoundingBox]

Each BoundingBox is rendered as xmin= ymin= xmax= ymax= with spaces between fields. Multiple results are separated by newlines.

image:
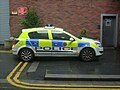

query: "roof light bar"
xmin=44 ymin=24 xmax=55 ymax=29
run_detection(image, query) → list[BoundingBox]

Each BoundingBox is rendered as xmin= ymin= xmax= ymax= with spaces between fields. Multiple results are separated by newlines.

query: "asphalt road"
xmin=0 ymin=48 xmax=120 ymax=90
xmin=0 ymin=53 xmax=24 ymax=89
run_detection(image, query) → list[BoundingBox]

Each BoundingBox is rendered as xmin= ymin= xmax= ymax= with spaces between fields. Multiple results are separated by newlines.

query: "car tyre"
xmin=19 ymin=48 xmax=34 ymax=62
xmin=80 ymin=48 xmax=95 ymax=62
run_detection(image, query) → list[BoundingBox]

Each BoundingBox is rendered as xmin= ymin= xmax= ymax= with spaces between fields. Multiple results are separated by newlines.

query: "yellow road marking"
xmin=7 ymin=61 xmax=120 ymax=90
xmin=7 ymin=62 xmax=22 ymax=79
xmin=6 ymin=62 xmax=54 ymax=89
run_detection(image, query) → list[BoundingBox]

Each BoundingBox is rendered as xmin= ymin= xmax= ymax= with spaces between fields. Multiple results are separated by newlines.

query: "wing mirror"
xmin=69 ymin=37 xmax=75 ymax=41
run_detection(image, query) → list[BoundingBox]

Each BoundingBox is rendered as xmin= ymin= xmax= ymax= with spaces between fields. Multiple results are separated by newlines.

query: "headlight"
xmin=95 ymin=42 xmax=102 ymax=47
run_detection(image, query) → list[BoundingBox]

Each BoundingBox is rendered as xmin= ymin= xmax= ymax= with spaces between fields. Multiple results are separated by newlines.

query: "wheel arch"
xmin=79 ymin=47 xmax=96 ymax=56
xmin=18 ymin=47 xmax=35 ymax=56
xmin=79 ymin=47 xmax=96 ymax=61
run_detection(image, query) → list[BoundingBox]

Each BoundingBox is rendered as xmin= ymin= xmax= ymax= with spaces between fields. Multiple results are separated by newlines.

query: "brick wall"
xmin=10 ymin=0 xmax=120 ymax=46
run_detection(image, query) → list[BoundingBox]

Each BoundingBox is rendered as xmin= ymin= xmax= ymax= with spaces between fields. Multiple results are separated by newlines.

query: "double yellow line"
xmin=6 ymin=62 xmax=120 ymax=90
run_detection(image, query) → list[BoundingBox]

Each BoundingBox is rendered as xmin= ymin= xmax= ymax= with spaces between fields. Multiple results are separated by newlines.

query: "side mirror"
xmin=69 ymin=37 xmax=75 ymax=41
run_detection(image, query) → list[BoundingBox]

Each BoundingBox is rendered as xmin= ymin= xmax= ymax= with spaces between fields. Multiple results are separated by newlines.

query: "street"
xmin=0 ymin=48 xmax=120 ymax=90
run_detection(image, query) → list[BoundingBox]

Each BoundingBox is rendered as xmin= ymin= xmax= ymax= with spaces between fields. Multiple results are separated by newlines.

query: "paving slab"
xmin=45 ymin=73 xmax=120 ymax=80
xmin=27 ymin=61 xmax=39 ymax=73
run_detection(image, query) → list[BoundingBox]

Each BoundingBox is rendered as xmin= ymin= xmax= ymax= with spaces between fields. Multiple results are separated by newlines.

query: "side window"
xmin=52 ymin=30 xmax=71 ymax=40
xmin=28 ymin=30 xmax=48 ymax=39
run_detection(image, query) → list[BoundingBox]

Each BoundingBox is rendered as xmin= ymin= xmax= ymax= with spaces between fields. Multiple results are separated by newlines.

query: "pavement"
xmin=0 ymin=44 xmax=12 ymax=53
xmin=0 ymin=44 xmax=4 ymax=50
xmin=0 ymin=46 xmax=120 ymax=89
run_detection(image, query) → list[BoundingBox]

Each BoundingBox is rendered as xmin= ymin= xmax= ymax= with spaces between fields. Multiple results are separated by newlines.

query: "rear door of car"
xmin=51 ymin=30 xmax=78 ymax=56
xmin=28 ymin=30 xmax=52 ymax=56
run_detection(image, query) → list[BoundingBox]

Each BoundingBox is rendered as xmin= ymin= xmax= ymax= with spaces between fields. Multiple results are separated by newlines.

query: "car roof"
xmin=22 ymin=27 xmax=64 ymax=33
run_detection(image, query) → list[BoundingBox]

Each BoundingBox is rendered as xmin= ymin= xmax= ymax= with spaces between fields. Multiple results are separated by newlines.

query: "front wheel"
xmin=19 ymin=48 xmax=34 ymax=62
xmin=80 ymin=48 xmax=95 ymax=62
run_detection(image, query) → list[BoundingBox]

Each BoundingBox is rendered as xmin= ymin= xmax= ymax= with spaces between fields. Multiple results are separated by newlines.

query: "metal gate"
xmin=0 ymin=0 xmax=10 ymax=44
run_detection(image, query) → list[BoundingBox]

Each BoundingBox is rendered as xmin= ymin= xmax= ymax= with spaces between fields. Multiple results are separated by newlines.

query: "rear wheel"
xmin=19 ymin=48 xmax=34 ymax=62
xmin=80 ymin=48 xmax=95 ymax=62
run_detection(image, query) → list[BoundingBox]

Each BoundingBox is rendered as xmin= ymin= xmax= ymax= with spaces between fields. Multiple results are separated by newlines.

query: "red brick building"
xmin=8 ymin=0 xmax=120 ymax=47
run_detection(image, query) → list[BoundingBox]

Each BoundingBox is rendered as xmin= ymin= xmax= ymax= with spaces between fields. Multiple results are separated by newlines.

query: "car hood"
xmin=80 ymin=37 xmax=100 ymax=43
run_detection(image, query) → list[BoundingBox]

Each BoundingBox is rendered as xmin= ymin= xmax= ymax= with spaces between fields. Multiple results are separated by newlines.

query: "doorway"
xmin=100 ymin=14 xmax=118 ymax=47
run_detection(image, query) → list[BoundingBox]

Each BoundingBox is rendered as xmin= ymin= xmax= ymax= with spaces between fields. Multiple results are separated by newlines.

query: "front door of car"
xmin=51 ymin=30 xmax=78 ymax=56
xmin=28 ymin=30 xmax=52 ymax=56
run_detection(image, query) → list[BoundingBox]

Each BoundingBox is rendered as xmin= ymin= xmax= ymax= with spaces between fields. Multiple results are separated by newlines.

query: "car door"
xmin=51 ymin=30 xmax=78 ymax=56
xmin=28 ymin=30 xmax=52 ymax=56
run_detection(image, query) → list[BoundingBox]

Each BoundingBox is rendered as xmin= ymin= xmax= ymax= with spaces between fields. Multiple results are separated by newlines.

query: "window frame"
xmin=28 ymin=30 xmax=49 ymax=39
xmin=51 ymin=30 xmax=72 ymax=41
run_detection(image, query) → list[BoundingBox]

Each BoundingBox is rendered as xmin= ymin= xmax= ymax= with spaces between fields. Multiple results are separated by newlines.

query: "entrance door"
xmin=101 ymin=15 xmax=118 ymax=47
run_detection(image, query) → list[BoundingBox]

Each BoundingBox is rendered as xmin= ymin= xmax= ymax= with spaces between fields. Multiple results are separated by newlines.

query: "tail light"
xmin=14 ymin=40 xmax=19 ymax=45
xmin=13 ymin=40 xmax=19 ymax=47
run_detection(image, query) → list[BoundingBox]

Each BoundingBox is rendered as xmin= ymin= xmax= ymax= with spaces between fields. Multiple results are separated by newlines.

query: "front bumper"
xmin=95 ymin=47 xmax=103 ymax=56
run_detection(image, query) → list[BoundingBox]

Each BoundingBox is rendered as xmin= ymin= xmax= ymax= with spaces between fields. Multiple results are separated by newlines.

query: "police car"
xmin=12 ymin=24 xmax=103 ymax=62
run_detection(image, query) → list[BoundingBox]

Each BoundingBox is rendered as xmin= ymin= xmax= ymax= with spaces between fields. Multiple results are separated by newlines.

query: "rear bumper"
xmin=12 ymin=48 xmax=18 ymax=55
